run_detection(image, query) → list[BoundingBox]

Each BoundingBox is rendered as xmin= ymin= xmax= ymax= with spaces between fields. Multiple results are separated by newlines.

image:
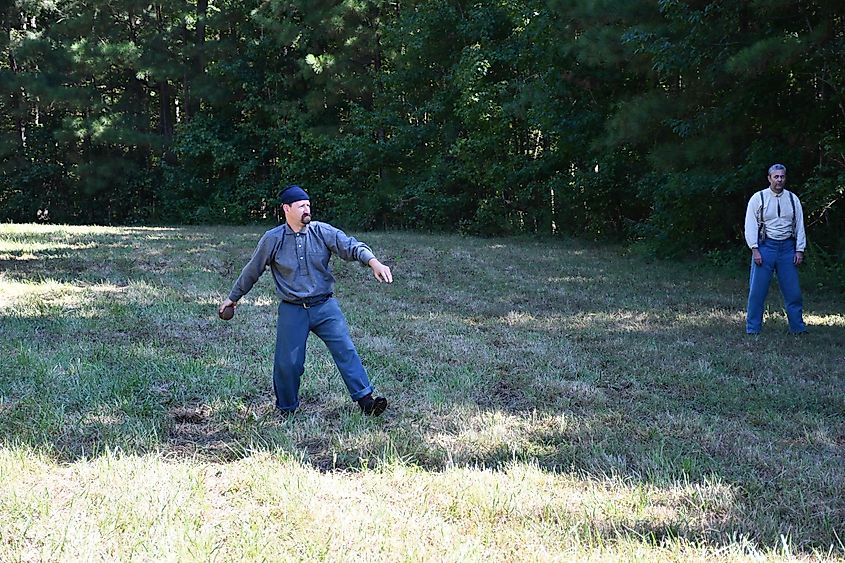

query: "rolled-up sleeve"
xmin=794 ymin=197 xmax=806 ymax=252
xmin=744 ymin=195 xmax=761 ymax=249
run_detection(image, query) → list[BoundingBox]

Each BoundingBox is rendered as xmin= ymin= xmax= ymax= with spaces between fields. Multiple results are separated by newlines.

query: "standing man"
xmin=219 ymin=185 xmax=393 ymax=416
xmin=744 ymin=164 xmax=808 ymax=335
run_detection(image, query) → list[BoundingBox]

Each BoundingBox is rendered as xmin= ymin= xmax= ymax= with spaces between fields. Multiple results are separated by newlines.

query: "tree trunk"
xmin=155 ymin=5 xmax=175 ymax=138
xmin=5 ymin=10 xmax=27 ymax=147
xmin=7 ymin=51 xmax=25 ymax=147
xmin=185 ymin=0 xmax=208 ymax=118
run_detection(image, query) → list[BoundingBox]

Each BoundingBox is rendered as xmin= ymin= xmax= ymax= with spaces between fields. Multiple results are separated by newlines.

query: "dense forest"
xmin=1 ymin=1 xmax=843 ymax=260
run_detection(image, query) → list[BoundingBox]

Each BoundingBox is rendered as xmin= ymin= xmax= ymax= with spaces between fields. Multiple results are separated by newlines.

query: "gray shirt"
xmin=228 ymin=221 xmax=376 ymax=303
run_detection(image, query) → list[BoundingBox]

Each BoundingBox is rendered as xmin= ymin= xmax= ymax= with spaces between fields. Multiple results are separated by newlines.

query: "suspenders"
xmin=757 ymin=189 xmax=796 ymax=246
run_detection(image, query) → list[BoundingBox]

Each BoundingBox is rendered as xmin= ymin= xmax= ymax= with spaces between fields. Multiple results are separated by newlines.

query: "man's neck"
xmin=769 ymin=186 xmax=785 ymax=196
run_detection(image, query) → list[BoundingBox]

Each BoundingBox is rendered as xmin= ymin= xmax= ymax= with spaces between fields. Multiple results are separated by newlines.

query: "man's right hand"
xmin=752 ymin=248 xmax=763 ymax=266
xmin=219 ymin=298 xmax=238 ymax=315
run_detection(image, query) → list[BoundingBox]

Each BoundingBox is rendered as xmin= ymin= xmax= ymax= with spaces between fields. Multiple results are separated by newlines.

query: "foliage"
xmin=1 ymin=0 xmax=843 ymax=270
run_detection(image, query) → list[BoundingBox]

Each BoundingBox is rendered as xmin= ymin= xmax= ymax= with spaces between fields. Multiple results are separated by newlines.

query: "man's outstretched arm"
xmin=219 ymin=233 xmax=275 ymax=312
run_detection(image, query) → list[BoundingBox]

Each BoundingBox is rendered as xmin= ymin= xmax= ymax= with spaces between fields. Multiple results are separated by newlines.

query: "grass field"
xmin=1 ymin=222 xmax=844 ymax=561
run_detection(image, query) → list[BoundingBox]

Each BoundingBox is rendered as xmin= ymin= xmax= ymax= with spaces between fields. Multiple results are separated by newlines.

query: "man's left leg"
xmin=776 ymin=241 xmax=806 ymax=334
xmin=309 ymin=298 xmax=375 ymax=401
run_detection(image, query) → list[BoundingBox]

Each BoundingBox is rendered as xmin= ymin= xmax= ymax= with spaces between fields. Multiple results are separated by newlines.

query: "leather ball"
xmin=219 ymin=304 xmax=235 ymax=321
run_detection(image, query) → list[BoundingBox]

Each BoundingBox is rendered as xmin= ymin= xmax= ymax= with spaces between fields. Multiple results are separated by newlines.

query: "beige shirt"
xmin=744 ymin=188 xmax=806 ymax=251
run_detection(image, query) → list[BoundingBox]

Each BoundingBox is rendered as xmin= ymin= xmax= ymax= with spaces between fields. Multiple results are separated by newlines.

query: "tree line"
xmin=1 ymin=1 xmax=843 ymax=262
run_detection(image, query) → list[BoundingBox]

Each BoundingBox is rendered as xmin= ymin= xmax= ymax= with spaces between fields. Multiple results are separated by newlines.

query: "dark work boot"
xmin=357 ymin=394 xmax=388 ymax=416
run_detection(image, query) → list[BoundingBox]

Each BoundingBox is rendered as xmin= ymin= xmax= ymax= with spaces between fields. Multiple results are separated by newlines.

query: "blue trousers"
xmin=273 ymin=298 xmax=373 ymax=412
xmin=746 ymin=238 xmax=806 ymax=334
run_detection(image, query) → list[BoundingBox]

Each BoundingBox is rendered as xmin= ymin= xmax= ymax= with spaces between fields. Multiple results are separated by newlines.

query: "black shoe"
xmin=357 ymin=394 xmax=388 ymax=416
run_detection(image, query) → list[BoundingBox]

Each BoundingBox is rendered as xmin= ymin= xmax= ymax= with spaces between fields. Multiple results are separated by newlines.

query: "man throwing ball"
xmin=219 ymin=185 xmax=392 ymax=416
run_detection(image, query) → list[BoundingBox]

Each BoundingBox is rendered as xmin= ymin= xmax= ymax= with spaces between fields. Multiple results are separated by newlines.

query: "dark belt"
xmin=282 ymin=294 xmax=332 ymax=309
xmin=764 ymin=237 xmax=795 ymax=243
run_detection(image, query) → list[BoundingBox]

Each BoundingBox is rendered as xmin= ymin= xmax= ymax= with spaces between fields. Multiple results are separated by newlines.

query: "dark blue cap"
xmin=279 ymin=185 xmax=309 ymax=205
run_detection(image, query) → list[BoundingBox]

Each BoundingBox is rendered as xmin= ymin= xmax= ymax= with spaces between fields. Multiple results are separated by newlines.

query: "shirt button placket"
xmin=294 ymin=233 xmax=304 ymax=273
xmin=297 ymin=233 xmax=307 ymax=271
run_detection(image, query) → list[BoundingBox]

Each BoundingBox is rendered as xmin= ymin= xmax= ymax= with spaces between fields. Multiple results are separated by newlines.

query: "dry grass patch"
xmin=2 ymin=447 xmax=818 ymax=562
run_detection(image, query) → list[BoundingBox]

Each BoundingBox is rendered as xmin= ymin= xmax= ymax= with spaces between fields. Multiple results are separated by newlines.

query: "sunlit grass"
xmin=1 ymin=223 xmax=844 ymax=561
xmin=804 ymin=313 xmax=845 ymax=327
xmin=0 ymin=447 xmax=785 ymax=562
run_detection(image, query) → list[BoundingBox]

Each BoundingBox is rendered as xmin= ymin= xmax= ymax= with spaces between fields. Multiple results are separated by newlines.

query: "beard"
xmin=301 ymin=213 xmax=312 ymax=225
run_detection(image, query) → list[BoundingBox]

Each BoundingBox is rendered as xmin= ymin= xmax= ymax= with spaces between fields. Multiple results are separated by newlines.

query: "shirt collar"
xmin=283 ymin=222 xmax=310 ymax=235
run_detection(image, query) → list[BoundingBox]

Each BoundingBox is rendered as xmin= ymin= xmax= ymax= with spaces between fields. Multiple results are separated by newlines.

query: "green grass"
xmin=1 ymin=222 xmax=844 ymax=561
